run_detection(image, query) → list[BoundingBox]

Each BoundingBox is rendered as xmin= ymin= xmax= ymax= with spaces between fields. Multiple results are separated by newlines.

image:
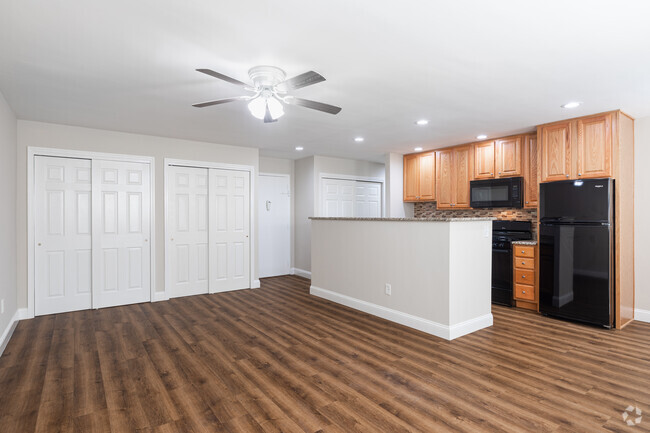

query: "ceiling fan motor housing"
xmin=248 ymin=65 xmax=286 ymax=90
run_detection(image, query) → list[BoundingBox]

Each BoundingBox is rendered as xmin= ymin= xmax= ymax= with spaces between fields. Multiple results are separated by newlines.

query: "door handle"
xmin=266 ymin=200 xmax=271 ymax=211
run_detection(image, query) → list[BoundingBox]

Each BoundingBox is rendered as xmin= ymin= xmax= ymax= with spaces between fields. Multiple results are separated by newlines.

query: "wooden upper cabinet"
xmin=418 ymin=152 xmax=436 ymax=201
xmin=403 ymin=152 xmax=435 ymax=202
xmin=577 ymin=113 xmax=612 ymax=179
xmin=436 ymin=146 xmax=471 ymax=209
xmin=436 ymin=149 xmax=454 ymax=208
xmin=541 ymin=121 xmax=572 ymax=182
xmin=496 ymin=136 xmax=522 ymax=177
xmin=473 ymin=141 xmax=495 ymax=179
xmin=454 ymin=146 xmax=472 ymax=208
xmin=403 ymin=154 xmax=419 ymax=201
xmin=523 ymin=134 xmax=538 ymax=208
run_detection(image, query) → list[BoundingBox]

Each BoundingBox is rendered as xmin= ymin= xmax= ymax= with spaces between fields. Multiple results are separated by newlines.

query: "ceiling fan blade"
xmin=286 ymin=97 xmax=342 ymax=115
xmin=277 ymin=71 xmax=325 ymax=90
xmin=196 ymin=69 xmax=248 ymax=87
xmin=192 ymin=97 xmax=242 ymax=108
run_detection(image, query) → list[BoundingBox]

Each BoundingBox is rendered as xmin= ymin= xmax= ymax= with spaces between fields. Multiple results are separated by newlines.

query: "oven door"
xmin=470 ymin=177 xmax=523 ymax=209
xmin=492 ymin=243 xmax=513 ymax=306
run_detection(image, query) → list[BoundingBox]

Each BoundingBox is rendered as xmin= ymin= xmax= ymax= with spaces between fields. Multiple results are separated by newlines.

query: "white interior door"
xmin=168 ymin=166 xmax=209 ymax=297
xmin=209 ymin=169 xmax=250 ymax=293
xmin=258 ymin=174 xmax=290 ymax=278
xmin=34 ymin=156 xmax=92 ymax=316
xmin=355 ymin=181 xmax=382 ymax=217
xmin=92 ymin=159 xmax=151 ymax=308
xmin=321 ymin=178 xmax=382 ymax=218
xmin=322 ymin=179 xmax=354 ymax=217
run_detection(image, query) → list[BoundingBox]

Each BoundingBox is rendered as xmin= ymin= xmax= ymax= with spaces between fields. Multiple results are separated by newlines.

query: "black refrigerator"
xmin=539 ymin=178 xmax=614 ymax=328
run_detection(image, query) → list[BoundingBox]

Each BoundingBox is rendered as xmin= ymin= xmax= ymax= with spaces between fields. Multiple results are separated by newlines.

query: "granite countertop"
xmin=309 ymin=217 xmax=495 ymax=222
xmin=511 ymin=240 xmax=537 ymax=246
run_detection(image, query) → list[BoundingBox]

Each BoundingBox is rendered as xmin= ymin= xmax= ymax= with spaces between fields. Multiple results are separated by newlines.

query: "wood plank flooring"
xmin=1 ymin=275 xmax=650 ymax=432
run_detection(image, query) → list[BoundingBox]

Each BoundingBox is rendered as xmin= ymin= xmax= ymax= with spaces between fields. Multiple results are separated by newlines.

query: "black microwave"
xmin=470 ymin=177 xmax=523 ymax=209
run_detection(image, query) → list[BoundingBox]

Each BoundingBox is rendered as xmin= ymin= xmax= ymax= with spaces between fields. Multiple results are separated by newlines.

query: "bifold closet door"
xmin=34 ymin=156 xmax=93 ymax=316
xmin=92 ymin=159 xmax=151 ymax=308
xmin=168 ymin=166 xmax=210 ymax=297
xmin=210 ymin=169 xmax=251 ymax=293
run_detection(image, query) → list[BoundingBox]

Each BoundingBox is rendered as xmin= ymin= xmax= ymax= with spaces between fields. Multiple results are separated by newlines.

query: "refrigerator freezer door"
xmin=539 ymin=178 xmax=612 ymax=223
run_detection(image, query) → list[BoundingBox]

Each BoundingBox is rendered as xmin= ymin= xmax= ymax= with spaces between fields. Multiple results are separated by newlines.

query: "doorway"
xmin=258 ymin=174 xmax=291 ymax=278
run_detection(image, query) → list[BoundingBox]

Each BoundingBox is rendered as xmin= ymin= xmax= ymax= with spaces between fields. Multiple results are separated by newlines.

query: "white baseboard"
xmin=310 ymin=285 xmax=492 ymax=341
xmin=635 ymin=308 xmax=650 ymax=323
xmin=292 ymin=268 xmax=312 ymax=279
xmin=252 ymin=279 xmax=261 ymax=289
xmin=0 ymin=308 xmax=23 ymax=356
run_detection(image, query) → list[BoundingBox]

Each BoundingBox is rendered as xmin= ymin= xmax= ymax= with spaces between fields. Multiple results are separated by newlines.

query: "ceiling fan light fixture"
xmin=247 ymin=97 xmax=267 ymax=120
xmin=266 ymin=96 xmax=285 ymax=120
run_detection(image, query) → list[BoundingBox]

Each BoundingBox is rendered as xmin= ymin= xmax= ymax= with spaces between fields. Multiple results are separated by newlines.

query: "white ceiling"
xmin=1 ymin=1 xmax=649 ymax=163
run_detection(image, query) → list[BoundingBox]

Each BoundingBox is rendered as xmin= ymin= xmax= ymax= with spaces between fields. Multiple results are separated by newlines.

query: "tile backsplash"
xmin=414 ymin=203 xmax=538 ymax=239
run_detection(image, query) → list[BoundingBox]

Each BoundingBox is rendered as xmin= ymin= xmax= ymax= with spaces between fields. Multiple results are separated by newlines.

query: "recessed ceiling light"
xmin=414 ymin=147 xmax=423 ymax=152
xmin=295 ymin=146 xmax=304 ymax=151
xmin=561 ymin=101 xmax=582 ymax=109
xmin=354 ymin=137 xmax=364 ymax=142
xmin=415 ymin=119 xmax=429 ymax=126
xmin=476 ymin=134 xmax=488 ymax=140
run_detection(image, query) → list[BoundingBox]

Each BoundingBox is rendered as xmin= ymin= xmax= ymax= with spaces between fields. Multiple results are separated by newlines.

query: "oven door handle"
xmin=493 ymin=248 xmax=511 ymax=253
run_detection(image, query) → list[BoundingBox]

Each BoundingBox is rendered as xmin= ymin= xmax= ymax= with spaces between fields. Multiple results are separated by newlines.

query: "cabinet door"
xmin=496 ymin=136 xmax=522 ymax=177
xmin=454 ymin=146 xmax=472 ymax=208
xmin=436 ymin=149 xmax=454 ymax=209
xmin=523 ymin=134 xmax=538 ymax=208
xmin=418 ymin=152 xmax=436 ymax=201
xmin=403 ymin=153 xmax=419 ymax=201
xmin=541 ymin=122 xmax=572 ymax=182
xmin=473 ymin=141 xmax=495 ymax=179
xmin=577 ymin=114 xmax=612 ymax=179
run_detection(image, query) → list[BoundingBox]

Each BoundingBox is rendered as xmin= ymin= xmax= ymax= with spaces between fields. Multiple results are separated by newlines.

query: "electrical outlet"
xmin=1 ymin=299 xmax=4 ymax=314
xmin=385 ymin=283 xmax=392 ymax=296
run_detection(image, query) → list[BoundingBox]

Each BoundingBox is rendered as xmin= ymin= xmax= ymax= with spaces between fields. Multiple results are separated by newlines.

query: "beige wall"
xmin=259 ymin=156 xmax=295 ymax=270
xmin=16 ymin=121 xmax=259 ymax=308
xmin=293 ymin=155 xmax=385 ymax=274
xmin=0 ymin=90 xmax=17 ymax=337
xmin=635 ymin=116 xmax=650 ymax=314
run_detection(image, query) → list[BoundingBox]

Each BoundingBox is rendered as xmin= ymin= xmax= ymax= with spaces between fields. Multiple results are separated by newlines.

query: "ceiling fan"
xmin=192 ymin=66 xmax=342 ymax=123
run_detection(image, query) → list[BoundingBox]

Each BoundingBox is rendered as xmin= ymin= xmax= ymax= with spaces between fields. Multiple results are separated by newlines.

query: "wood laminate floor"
xmin=1 ymin=275 xmax=650 ymax=432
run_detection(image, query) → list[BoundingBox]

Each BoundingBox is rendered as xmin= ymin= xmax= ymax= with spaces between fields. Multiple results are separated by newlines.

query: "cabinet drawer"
xmin=515 ymin=283 xmax=535 ymax=301
xmin=514 ymin=246 xmax=535 ymax=258
xmin=515 ymin=258 xmax=535 ymax=270
xmin=515 ymin=269 xmax=534 ymax=284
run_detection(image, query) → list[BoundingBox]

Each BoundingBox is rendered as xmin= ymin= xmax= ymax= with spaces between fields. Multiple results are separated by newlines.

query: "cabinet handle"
xmin=578 ymin=173 xmax=582 ymax=176
xmin=525 ymin=201 xmax=529 ymax=204
xmin=522 ymin=275 xmax=526 ymax=279
xmin=521 ymin=261 xmax=525 ymax=265
xmin=522 ymin=290 xmax=527 ymax=294
xmin=490 ymin=172 xmax=493 ymax=175
xmin=498 ymin=172 xmax=501 ymax=174
xmin=566 ymin=174 xmax=569 ymax=177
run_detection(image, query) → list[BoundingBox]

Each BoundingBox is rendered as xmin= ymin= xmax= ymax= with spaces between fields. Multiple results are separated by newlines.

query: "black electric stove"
xmin=492 ymin=220 xmax=532 ymax=306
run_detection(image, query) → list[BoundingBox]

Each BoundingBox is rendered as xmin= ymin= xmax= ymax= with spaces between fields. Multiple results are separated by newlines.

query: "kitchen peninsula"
xmin=310 ymin=217 xmax=493 ymax=340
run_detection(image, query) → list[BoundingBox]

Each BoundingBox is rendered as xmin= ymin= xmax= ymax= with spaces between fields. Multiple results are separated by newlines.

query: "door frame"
xmin=27 ymin=147 xmax=156 ymax=319
xmin=163 ymin=158 xmax=258 ymax=300
xmin=258 ymin=172 xmax=292 ymax=278
xmin=318 ymin=173 xmax=385 ymax=217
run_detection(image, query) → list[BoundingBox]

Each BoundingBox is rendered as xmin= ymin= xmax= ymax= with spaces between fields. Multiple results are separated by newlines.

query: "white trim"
xmin=27 ymin=147 xmax=156 ymax=318
xmin=1 ymin=310 xmax=20 ymax=356
xmin=153 ymin=291 xmax=170 ymax=302
xmin=252 ymin=279 xmax=261 ymax=289
xmin=635 ymin=308 xmax=650 ymax=323
xmin=309 ymin=285 xmax=492 ymax=341
xmin=319 ymin=172 xmax=384 ymax=183
xmin=292 ymin=268 xmax=312 ymax=279
xmin=164 ymin=158 xmax=257 ymax=299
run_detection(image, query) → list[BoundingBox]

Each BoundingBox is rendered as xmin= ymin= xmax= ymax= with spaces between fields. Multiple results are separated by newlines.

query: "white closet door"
xmin=354 ymin=181 xmax=382 ymax=217
xmin=92 ymin=160 xmax=151 ymax=308
xmin=34 ymin=156 xmax=92 ymax=316
xmin=168 ymin=166 xmax=209 ymax=297
xmin=209 ymin=169 xmax=250 ymax=293
xmin=322 ymin=179 xmax=355 ymax=217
